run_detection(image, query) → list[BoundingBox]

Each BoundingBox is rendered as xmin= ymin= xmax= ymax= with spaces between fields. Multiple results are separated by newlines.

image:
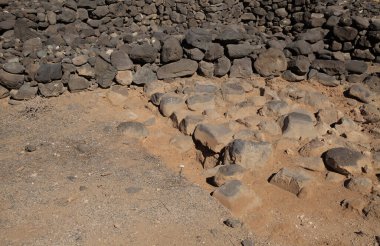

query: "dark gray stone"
xmin=269 ymin=167 xmax=312 ymax=195
xmin=227 ymin=44 xmax=255 ymax=59
xmin=214 ymin=56 xmax=231 ymax=77
xmin=360 ymin=104 xmax=380 ymax=123
xmin=352 ymin=16 xmax=370 ymax=29
xmin=11 ymin=83 xmax=38 ymax=100
xmin=179 ymin=115 xmax=204 ymax=135
xmin=353 ymin=49 xmax=376 ymax=60
xmin=198 ymin=61 xmax=214 ymax=78
xmin=214 ymin=164 xmax=246 ymax=187
xmin=288 ymin=56 xmax=310 ymax=75
xmin=348 ymin=84 xmax=372 ymax=103
xmin=0 ymin=85 xmax=9 ymax=98
xmin=14 ymin=19 xmax=41 ymax=42
xmin=311 ymin=59 xmax=346 ymax=76
xmin=157 ymin=59 xmax=198 ymax=79
xmin=159 ymin=95 xmax=184 ymax=117
xmin=184 ymin=48 xmax=205 ymax=61
xmin=213 ymin=180 xmax=242 ymax=197
xmin=241 ymin=239 xmax=254 ymax=246
xmin=95 ymin=57 xmax=117 ymax=88
xmin=297 ymin=28 xmax=325 ymax=43
xmin=204 ymin=43 xmax=224 ymax=61
xmin=110 ymin=51 xmax=133 ymax=71
xmin=133 ymin=66 xmax=157 ymax=85
xmin=68 ymin=75 xmax=90 ymax=92
xmin=3 ymin=62 xmax=25 ymax=74
xmin=186 ymin=93 xmax=215 ymax=111
xmin=185 ymin=28 xmax=212 ymax=51
xmin=345 ymin=177 xmax=373 ymax=194
xmin=161 ymin=37 xmax=183 ymax=63
xmin=282 ymin=70 xmax=306 ymax=82
xmin=281 ymin=112 xmax=317 ymax=139
xmin=38 ymin=81 xmax=65 ymax=98
xmin=286 ymin=40 xmax=313 ymax=55
xmin=223 ymin=139 xmax=272 ymax=170
xmin=345 ymin=60 xmax=368 ymax=74
xmin=117 ymin=121 xmax=149 ymax=140
xmin=323 ymin=147 xmax=365 ymax=176
xmin=230 ymin=58 xmax=253 ymax=78
xmin=193 ymin=123 xmax=233 ymax=153
xmin=35 ymin=63 xmax=62 ymax=83
xmin=0 ymin=19 xmax=15 ymax=31
xmin=0 ymin=69 xmax=24 ymax=89
xmin=254 ymin=48 xmax=287 ymax=77
xmin=309 ymin=71 xmax=340 ymax=87
xmin=260 ymin=100 xmax=289 ymax=117
xmin=59 ymin=7 xmax=76 ymax=23
xmin=216 ymin=26 xmax=245 ymax=44
xmin=194 ymin=82 xmax=218 ymax=94
xmin=129 ymin=43 xmax=158 ymax=63
xmin=333 ymin=26 xmax=358 ymax=41
xmin=224 ymin=218 xmax=242 ymax=228
xmin=364 ymin=74 xmax=380 ymax=93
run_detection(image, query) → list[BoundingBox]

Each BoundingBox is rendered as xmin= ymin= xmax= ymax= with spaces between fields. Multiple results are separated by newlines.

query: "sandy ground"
xmin=0 ymin=75 xmax=379 ymax=245
xmin=0 ymin=90 xmax=252 ymax=246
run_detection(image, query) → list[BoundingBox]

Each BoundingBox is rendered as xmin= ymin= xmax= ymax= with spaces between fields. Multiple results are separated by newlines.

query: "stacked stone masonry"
xmin=0 ymin=0 xmax=379 ymax=100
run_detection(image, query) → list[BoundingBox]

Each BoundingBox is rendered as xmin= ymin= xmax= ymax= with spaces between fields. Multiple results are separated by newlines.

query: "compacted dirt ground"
xmin=0 ymin=89 xmax=252 ymax=245
xmin=0 ymin=76 xmax=379 ymax=246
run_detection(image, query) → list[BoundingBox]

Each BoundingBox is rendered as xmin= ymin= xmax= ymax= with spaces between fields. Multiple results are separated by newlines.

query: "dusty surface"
xmin=0 ymin=89 xmax=252 ymax=246
xmin=1 ymin=75 xmax=380 ymax=246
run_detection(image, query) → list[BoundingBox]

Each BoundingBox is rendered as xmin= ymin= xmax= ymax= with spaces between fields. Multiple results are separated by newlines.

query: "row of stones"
xmin=114 ymin=76 xmax=379 ymax=218
xmin=1 ymin=0 xmax=378 ymax=32
xmin=1 ymin=0 xmax=378 ymax=59
xmin=1 ymin=20 xmax=379 ymax=101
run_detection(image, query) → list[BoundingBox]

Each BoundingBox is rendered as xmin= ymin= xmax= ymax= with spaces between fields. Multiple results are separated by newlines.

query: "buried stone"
xmin=345 ymin=177 xmax=373 ymax=194
xmin=269 ymin=167 xmax=313 ymax=196
xmin=212 ymin=180 xmax=261 ymax=214
xmin=223 ymin=139 xmax=272 ymax=171
xmin=347 ymin=84 xmax=372 ymax=103
xmin=193 ymin=123 xmax=233 ymax=153
xmin=179 ymin=115 xmax=204 ymax=136
xmin=281 ymin=112 xmax=317 ymax=139
xmin=159 ymin=95 xmax=184 ymax=117
xmin=186 ymin=93 xmax=215 ymax=111
xmin=117 ymin=121 xmax=148 ymax=140
xmin=214 ymin=164 xmax=246 ymax=187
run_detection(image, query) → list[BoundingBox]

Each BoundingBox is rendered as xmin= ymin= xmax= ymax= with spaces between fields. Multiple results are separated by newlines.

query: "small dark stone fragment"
xmin=223 ymin=218 xmax=242 ymax=228
xmin=25 ymin=144 xmax=37 ymax=152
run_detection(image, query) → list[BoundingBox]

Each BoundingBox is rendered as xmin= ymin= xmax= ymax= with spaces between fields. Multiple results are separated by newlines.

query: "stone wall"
xmin=0 ymin=0 xmax=379 ymax=100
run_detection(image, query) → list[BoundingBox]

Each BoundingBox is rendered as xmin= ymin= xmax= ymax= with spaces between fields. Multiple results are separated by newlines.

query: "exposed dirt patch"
xmin=1 ymin=74 xmax=380 ymax=245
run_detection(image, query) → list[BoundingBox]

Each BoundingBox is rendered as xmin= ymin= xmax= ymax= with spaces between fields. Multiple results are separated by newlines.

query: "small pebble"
xmin=67 ymin=176 xmax=76 ymax=181
xmin=126 ymin=186 xmax=142 ymax=194
xmin=79 ymin=186 xmax=87 ymax=191
xmin=25 ymin=144 xmax=37 ymax=152
xmin=241 ymin=238 xmax=254 ymax=246
xmin=224 ymin=218 xmax=242 ymax=228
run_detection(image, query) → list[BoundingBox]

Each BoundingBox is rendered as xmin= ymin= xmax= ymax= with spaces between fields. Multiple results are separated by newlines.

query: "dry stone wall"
xmin=0 ymin=0 xmax=379 ymax=100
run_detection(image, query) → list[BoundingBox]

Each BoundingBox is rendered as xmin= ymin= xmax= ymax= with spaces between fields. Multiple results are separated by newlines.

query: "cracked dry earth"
xmin=1 ymin=73 xmax=380 ymax=246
